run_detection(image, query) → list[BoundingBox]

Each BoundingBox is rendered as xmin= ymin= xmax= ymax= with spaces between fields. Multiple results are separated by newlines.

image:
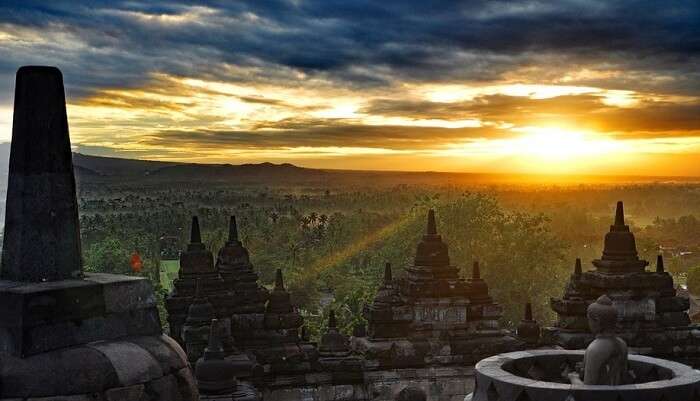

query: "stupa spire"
xmin=657 ymin=254 xmax=665 ymax=273
xmin=203 ymin=319 xmax=225 ymax=359
xmin=1 ymin=66 xmax=82 ymax=282
xmin=575 ymin=258 xmax=582 ymax=276
xmin=384 ymin=262 xmax=392 ymax=284
xmin=472 ymin=261 xmax=481 ymax=280
xmin=228 ymin=215 xmax=239 ymax=243
xmin=266 ymin=268 xmax=293 ymax=314
xmin=427 ymin=209 xmax=437 ymax=235
xmin=195 ymin=318 xmax=238 ymax=395
xmin=191 ymin=216 xmax=202 ymax=243
xmin=274 ymin=268 xmax=285 ymax=291
xmin=413 ymin=209 xmax=450 ymax=267
xmin=328 ymin=309 xmax=337 ymax=329
xmin=516 ymin=301 xmax=540 ymax=345
xmin=524 ymin=302 xmax=533 ymax=321
xmin=194 ymin=278 xmax=204 ymax=300
xmin=614 ymin=201 xmax=625 ymax=228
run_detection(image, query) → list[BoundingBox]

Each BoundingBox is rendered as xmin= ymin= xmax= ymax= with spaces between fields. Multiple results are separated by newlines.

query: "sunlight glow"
xmin=601 ymin=90 xmax=638 ymax=108
xmin=506 ymin=126 xmax=624 ymax=160
xmin=439 ymin=126 xmax=624 ymax=161
xmin=434 ymin=126 xmax=630 ymax=174
xmin=8 ymin=69 xmax=689 ymax=176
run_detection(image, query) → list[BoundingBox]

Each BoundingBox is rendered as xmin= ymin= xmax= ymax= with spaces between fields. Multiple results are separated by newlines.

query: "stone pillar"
xmin=1 ymin=66 xmax=82 ymax=282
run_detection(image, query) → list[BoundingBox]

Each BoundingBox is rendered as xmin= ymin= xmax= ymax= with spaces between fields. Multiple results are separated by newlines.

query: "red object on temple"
xmin=130 ymin=251 xmax=143 ymax=273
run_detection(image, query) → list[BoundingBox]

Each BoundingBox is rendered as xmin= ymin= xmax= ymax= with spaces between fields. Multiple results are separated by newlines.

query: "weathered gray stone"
xmin=85 ymin=273 xmax=157 ymax=313
xmin=174 ymin=367 xmax=200 ymax=401
xmin=0 ymin=276 xmax=162 ymax=357
xmin=27 ymin=395 xmax=105 ymax=401
xmin=127 ymin=335 xmax=189 ymax=373
xmin=105 ymin=385 xmax=146 ymax=401
xmin=0 ymin=345 xmax=119 ymax=398
xmin=144 ymin=374 xmax=182 ymax=401
xmin=1 ymin=66 xmax=82 ymax=283
xmin=87 ymin=341 xmax=164 ymax=386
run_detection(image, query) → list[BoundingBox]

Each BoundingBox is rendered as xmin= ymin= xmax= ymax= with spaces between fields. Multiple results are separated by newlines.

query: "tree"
xmin=687 ymin=266 xmax=700 ymax=295
xmin=83 ymin=237 xmax=131 ymax=274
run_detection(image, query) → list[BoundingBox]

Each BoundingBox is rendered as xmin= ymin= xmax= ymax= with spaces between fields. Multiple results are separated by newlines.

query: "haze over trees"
xmin=55 ymin=155 xmax=700 ymax=339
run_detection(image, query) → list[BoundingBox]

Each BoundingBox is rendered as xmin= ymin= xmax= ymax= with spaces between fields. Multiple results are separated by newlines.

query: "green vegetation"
xmin=75 ymin=175 xmax=700 ymax=339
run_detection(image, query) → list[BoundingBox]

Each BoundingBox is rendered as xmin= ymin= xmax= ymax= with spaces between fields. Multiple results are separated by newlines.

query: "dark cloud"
xmin=141 ymin=122 xmax=507 ymax=150
xmin=1 ymin=0 xmax=699 ymax=105
xmin=363 ymin=94 xmax=700 ymax=135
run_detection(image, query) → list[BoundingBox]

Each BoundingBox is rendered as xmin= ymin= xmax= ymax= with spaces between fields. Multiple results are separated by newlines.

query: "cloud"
xmin=1 ymin=0 xmax=699 ymax=103
xmin=1 ymin=0 xmax=700 ymax=174
xmin=363 ymin=94 xmax=700 ymax=135
xmin=141 ymin=123 xmax=506 ymax=151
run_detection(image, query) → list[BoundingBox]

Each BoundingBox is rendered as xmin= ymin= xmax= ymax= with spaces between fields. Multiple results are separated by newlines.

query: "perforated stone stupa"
xmin=544 ymin=201 xmax=700 ymax=367
xmin=0 ymin=66 xmax=198 ymax=401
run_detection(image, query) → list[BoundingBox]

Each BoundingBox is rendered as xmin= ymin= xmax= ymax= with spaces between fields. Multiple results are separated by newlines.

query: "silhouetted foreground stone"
xmin=1 ymin=66 xmax=81 ymax=282
xmin=544 ymin=201 xmax=700 ymax=367
xmin=0 ymin=66 xmax=198 ymax=401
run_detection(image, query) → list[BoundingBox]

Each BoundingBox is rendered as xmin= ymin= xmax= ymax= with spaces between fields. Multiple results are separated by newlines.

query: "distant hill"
xmin=0 ymin=143 xmax=331 ymax=184
xmin=0 ymin=142 xmax=698 ymax=188
xmin=148 ymin=161 xmax=326 ymax=182
xmin=71 ymin=152 xmax=180 ymax=176
xmin=0 ymin=143 xmax=179 ymax=178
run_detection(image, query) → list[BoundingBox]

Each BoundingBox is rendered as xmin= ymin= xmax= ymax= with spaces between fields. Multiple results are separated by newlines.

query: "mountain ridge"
xmin=0 ymin=143 xmax=698 ymax=186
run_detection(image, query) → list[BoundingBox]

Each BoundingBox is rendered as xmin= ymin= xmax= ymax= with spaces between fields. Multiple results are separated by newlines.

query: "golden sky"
xmin=1 ymin=2 xmax=699 ymax=176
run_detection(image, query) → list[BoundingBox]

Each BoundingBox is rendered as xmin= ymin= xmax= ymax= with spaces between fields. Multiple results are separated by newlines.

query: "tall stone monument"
xmin=1 ymin=65 xmax=82 ymax=282
xmin=0 ymin=66 xmax=198 ymax=400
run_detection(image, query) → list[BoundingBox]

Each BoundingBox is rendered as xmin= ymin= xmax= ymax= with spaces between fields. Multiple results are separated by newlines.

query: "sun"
xmin=438 ymin=125 xmax=628 ymax=174
xmin=505 ymin=126 xmax=624 ymax=161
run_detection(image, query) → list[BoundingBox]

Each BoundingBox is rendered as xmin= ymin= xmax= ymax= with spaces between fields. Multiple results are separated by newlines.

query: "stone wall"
xmin=258 ymin=368 xmax=475 ymax=401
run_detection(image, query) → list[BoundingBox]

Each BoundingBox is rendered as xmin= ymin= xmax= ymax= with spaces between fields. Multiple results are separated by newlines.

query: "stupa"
xmin=216 ymin=216 xmax=269 ymax=315
xmin=199 ymin=219 xmax=367 ymax=400
xmin=182 ymin=279 xmax=216 ymax=363
xmin=196 ymin=319 xmax=261 ymax=401
xmin=544 ymin=201 xmax=700 ymax=367
xmin=0 ymin=66 xmax=198 ymax=400
xmin=516 ymin=302 xmax=541 ymax=346
xmin=236 ymin=268 xmax=318 ymax=374
xmin=166 ymin=216 xmax=230 ymax=347
xmin=353 ymin=209 xmax=520 ymax=400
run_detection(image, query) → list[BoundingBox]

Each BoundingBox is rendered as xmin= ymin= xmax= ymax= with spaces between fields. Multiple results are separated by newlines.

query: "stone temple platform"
xmin=0 ymin=66 xmax=198 ymax=400
xmin=544 ymin=201 xmax=700 ymax=368
xmin=164 ymin=209 xmax=532 ymax=401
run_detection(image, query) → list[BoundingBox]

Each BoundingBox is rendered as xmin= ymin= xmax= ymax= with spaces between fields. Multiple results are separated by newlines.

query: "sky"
xmin=0 ymin=1 xmax=699 ymax=176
